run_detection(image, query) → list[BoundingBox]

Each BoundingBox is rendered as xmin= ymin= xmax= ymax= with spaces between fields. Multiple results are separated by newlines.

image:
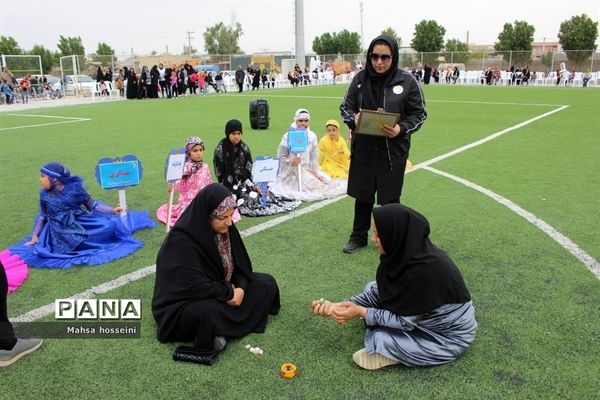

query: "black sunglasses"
xmin=369 ymin=53 xmax=392 ymax=62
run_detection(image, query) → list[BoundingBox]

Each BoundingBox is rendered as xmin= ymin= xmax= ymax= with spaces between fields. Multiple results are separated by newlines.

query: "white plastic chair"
xmin=571 ymin=72 xmax=584 ymax=86
xmin=534 ymin=71 xmax=545 ymax=86
xmin=91 ymin=83 xmax=102 ymax=101
xmin=545 ymin=71 xmax=557 ymax=85
xmin=106 ymin=81 xmax=120 ymax=98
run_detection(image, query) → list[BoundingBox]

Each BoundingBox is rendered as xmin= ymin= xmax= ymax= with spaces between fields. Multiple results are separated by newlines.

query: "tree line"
xmin=1 ymin=14 xmax=597 ymax=73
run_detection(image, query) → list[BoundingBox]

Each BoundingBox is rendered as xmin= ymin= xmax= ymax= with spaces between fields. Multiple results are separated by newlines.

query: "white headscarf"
xmin=291 ymin=108 xmax=311 ymax=129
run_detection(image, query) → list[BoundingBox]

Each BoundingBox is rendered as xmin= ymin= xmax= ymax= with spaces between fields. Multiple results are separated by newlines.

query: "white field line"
xmin=0 ymin=114 xmax=90 ymax=134
xmin=11 ymin=196 xmax=348 ymax=323
xmin=410 ymin=105 xmax=569 ymax=172
xmin=13 ymin=102 xmax=591 ymax=323
xmin=423 ymin=166 xmax=600 ymax=279
xmin=4 ymin=113 xmax=90 ymax=120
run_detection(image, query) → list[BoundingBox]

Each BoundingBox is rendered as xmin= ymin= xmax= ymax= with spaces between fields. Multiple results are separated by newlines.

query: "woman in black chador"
xmin=152 ymin=183 xmax=280 ymax=364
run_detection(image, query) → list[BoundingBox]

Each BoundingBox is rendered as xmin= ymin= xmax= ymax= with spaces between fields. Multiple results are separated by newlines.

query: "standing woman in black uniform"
xmin=339 ymin=35 xmax=427 ymax=254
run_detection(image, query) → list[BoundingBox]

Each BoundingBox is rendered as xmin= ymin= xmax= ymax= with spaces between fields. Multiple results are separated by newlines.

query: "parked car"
xmin=17 ymin=75 xmax=63 ymax=98
xmin=63 ymin=75 xmax=97 ymax=95
xmin=31 ymin=75 xmax=62 ymax=92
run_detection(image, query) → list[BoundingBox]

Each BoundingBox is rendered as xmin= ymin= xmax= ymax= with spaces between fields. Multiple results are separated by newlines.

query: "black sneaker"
xmin=0 ymin=338 xmax=43 ymax=367
xmin=342 ymin=240 xmax=367 ymax=254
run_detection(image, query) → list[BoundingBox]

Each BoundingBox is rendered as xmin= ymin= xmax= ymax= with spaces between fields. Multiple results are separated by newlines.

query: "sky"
xmin=2 ymin=0 xmax=599 ymax=56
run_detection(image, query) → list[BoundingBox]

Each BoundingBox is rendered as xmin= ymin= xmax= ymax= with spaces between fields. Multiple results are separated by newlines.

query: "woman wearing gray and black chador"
xmin=339 ymin=35 xmax=427 ymax=254
xmin=312 ymin=204 xmax=476 ymax=370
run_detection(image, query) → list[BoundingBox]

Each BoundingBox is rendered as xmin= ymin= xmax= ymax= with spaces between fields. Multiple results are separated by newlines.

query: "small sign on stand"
xmin=163 ymin=148 xmax=186 ymax=232
xmin=287 ymin=128 xmax=308 ymax=192
xmin=251 ymin=156 xmax=280 ymax=208
xmin=95 ymin=155 xmax=143 ymax=227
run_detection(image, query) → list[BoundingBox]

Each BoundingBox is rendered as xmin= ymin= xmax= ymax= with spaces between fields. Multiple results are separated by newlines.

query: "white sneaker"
xmin=0 ymin=338 xmax=43 ymax=367
xmin=352 ymin=348 xmax=399 ymax=370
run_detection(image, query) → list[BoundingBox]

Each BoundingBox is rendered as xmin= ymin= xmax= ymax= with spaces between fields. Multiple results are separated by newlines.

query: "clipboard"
xmin=355 ymin=109 xmax=400 ymax=136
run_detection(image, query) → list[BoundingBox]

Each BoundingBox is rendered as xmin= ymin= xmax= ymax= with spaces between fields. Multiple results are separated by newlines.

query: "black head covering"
xmin=171 ymin=183 xmax=250 ymax=273
xmin=225 ymin=119 xmax=243 ymax=136
xmin=362 ymin=35 xmax=400 ymax=110
xmin=373 ymin=204 xmax=471 ymax=316
xmin=154 ymin=183 xmax=252 ymax=305
xmin=218 ymin=119 xmax=250 ymax=186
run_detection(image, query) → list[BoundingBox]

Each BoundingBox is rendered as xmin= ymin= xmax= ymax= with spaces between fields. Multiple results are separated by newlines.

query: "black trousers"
xmin=0 ymin=262 xmax=17 ymax=350
xmin=350 ymin=197 xmax=399 ymax=244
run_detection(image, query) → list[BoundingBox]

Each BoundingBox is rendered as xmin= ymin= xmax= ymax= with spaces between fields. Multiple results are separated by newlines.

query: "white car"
xmin=63 ymin=75 xmax=97 ymax=95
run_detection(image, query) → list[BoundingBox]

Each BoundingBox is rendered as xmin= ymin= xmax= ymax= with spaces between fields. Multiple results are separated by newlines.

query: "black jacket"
xmin=339 ymin=68 xmax=426 ymax=204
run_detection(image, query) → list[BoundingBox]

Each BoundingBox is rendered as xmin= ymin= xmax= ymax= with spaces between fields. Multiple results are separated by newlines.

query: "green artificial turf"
xmin=0 ymin=84 xmax=599 ymax=399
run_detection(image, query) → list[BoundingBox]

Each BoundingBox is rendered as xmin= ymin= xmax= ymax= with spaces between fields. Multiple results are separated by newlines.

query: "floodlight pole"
xmin=295 ymin=0 xmax=305 ymax=70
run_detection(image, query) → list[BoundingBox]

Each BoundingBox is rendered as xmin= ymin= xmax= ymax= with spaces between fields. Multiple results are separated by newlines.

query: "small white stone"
xmin=249 ymin=347 xmax=256 ymax=353
xmin=245 ymin=344 xmax=251 ymax=349
xmin=257 ymin=349 xmax=264 ymax=355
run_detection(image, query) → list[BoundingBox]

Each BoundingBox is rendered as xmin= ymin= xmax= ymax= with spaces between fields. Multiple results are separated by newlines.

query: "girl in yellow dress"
xmin=318 ymin=119 xmax=350 ymax=179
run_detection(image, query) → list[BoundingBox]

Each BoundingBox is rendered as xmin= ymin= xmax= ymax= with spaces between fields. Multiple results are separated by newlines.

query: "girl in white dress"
xmin=270 ymin=109 xmax=346 ymax=201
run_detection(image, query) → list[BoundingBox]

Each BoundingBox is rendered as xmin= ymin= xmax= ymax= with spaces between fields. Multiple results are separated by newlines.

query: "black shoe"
xmin=172 ymin=346 xmax=219 ymax=365
xmin=342 ymin=240 xmax=367 ymax=254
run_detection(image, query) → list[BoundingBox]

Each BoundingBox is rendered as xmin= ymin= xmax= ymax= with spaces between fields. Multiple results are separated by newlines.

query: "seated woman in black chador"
xmin=152 ymin=183 xmax=280 ymax=364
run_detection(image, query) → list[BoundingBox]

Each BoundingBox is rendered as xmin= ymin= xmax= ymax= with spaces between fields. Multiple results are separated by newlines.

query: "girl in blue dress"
xmin=10 ymin=162 xmax=156 ymax=268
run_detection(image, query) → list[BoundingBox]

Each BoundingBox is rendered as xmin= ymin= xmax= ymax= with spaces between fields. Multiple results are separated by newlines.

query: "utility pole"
xmin=359 ymin=2 xmax=364 ymax=52
xmin=185 ymin=31 xmax=195 ymax=56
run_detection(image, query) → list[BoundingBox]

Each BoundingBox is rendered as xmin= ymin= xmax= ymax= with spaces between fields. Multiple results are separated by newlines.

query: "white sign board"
xmin=252 ymin=158 xmax=279 ymax=183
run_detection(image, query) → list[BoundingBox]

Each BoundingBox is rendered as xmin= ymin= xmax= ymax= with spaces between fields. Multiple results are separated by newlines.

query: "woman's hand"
xmin=25 ymin=234 xmax=39 ymax=246
xmin=331 ymin=301 xmax=367 ymax=324
xmin=290 ymin=156 xmax=302 ymax=167
xmin=167 ymin=183 xmax=174 ymax=192
xmin=382 ymin=123 xmax=401 ymax=138
xmin=311 ymin=300 xmax=337 ymax=317
xmin=113 ymin=207 xmax=126 ymax=214
xmin=227 ymin=286 xmax=245 ymax=307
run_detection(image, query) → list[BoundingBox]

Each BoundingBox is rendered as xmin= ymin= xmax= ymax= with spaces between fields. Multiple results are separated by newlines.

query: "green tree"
xmin=91 ymin=42 xmax=117 ymax=63
xmin=411 ymin=20 xmax=446 ymax=52
xmin=57 ymin=35 xmax=85 ymax=56
xmin=312 ymin=30 xmax=361 ymax=55
xmin=95 ymin=42 xmax=115 ymax=56
xmin=411 ymin=20 xmax=446 ymax=66
xmin=494 ymin=21 xmax=535 ymax=65
xmin=203 ymin=22 xmax=244 ymax=55
xmin=0 ymin=36 xmax=22 ymax=55
xmin=312 ymin=33 xmax=337 ymax=55
xmin=380 ymin=27 xmax=402 ymax=49
xmin=28 ymin=45 xmax=57 ymax=73
xmin=335 ymin=30 xmax=361 ymax=54
xmin=558 ymin=14 xmax=599 ymax=69
xmin=445 ymin=38 xmax=469 ymax=52
xmin=444 ymin=38 xmax=470 ymax=64
xmin=541 ymin=51 xmax=554 ymax=68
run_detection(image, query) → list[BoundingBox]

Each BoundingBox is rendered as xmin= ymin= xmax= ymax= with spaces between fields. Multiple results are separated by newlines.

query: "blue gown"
xmin=10 ymin=184 xmax=156 ymax=269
